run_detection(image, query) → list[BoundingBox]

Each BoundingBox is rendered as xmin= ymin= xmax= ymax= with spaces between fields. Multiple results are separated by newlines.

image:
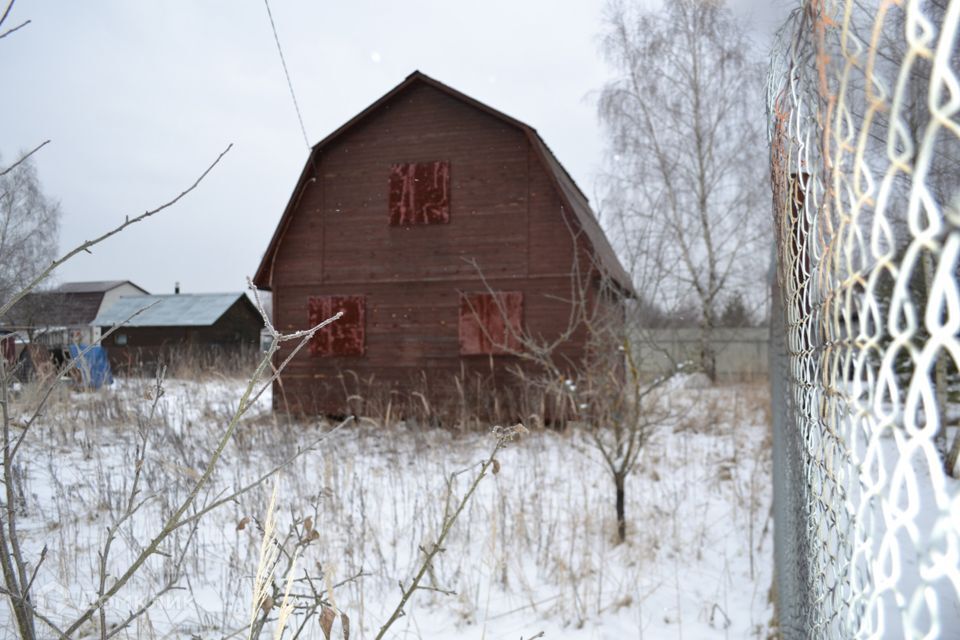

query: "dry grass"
xmin=107 ymin=344 xmax=263 ymax=380
xmin=2 ymin=375 xmax=774 ymax=638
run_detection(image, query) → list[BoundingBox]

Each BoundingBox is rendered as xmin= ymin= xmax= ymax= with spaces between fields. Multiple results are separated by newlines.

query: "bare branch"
xmin=0 ymin=17 xmax=29 ymax=39
xmin=375 ymin=426 xmax=525 ymax=640
xmin=59 ymin=307 xmax=335 ymax=637
xmin=0 ymin=143 xmax=233 ymax=319
xmin=0 ymin=140 xmax=48 ymax=177
xmin=0 ymin=0 xmax=14 ymax=27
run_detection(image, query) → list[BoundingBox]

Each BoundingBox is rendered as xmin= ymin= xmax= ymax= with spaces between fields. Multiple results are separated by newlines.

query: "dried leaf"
xmin=236 ymin=516 xmax=250 ymax=531
xmin=319 ymin=605 xmax=336 ymax=640
xmin=309 ymin=529 xmax=320 ymax=542
xmin=304 ymin=516 xmax=314 ymax=534
xmin=491 ymin=458 xmax=501 ymax=474
xmin=260 ymin=595 xmax=274 ymax=614
xmin=341 ymin=611 xmax=350 ymax=639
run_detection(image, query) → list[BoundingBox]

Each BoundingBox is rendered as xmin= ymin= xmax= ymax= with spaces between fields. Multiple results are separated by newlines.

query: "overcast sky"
xmin=1 ymin=0 xmax=792 ymax=295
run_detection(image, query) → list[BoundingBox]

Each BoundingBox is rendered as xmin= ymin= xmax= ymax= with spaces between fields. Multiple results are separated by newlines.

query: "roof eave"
xmin=253 ymin=149 xmax=319 ymax=290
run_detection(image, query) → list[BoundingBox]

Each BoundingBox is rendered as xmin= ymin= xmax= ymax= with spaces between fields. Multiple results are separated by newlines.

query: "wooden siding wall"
xmin=270 ymin=83 xmax=601 ymax=413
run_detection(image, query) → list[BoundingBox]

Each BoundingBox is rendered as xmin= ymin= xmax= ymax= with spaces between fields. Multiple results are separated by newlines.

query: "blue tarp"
xmin=67 ymin=344 xmax=113 ymax=389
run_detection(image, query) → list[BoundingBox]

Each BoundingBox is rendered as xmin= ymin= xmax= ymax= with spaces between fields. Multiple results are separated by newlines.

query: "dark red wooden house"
xmin=254 ymin=71 xmax=632 ymax=415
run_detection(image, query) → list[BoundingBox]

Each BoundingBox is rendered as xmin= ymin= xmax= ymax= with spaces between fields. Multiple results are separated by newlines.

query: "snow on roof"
xmin=92 ymin=293 xmax=246 ymax=327
xmin=57 ymin=280 xmax=147 ymax=294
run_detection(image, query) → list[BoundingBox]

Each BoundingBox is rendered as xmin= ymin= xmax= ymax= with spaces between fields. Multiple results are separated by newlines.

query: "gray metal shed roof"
xmin=92 ymin=293 xmax=247 ymax=327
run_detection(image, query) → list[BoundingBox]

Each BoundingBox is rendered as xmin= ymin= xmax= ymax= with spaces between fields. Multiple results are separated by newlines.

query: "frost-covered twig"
xmin=0 ymin=143 xmax=267 ymax=640
xmin=246 ymin=498 xmax=345 ymax=639
xmin=59 ymin=306 xmax=340 ymax=638
xmin=95 ymin=366 xmax=166 ymax=640
xmin=173 ymin=417 xmax=350 ymax=534
xmin=0 ymin=359 xmax=37 ymax=638
xmin=374 ymin=424 xmax=526 ymax=640
xmin=103 ymin=517 xmax=201 ymax=640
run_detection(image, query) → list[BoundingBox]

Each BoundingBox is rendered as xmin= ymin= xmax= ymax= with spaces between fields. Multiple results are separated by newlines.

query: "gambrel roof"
xmin=253 ymin=70 xmax=632 ymax=295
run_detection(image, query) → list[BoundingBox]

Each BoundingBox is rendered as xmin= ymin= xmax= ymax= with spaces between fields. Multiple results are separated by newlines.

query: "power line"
xmin=263 ymin=0 xmax=310 ymax=150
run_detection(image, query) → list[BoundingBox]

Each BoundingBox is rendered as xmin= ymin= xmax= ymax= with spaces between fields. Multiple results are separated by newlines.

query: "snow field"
xmin=2 ymin=376 xmax=774 ymax=639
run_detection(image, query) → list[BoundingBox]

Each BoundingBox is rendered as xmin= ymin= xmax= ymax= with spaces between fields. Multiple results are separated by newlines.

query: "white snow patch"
xmin=1 ymin=378 xmax=775 ymax=639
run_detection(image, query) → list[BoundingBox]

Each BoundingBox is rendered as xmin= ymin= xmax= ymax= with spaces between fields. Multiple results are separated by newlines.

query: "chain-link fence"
xmin=768 ymin=1 xmax=960 ymax=637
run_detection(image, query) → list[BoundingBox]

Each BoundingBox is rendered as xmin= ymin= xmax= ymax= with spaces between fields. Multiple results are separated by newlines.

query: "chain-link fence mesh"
xmin=768 ymin=1 xmax=960 ymax=637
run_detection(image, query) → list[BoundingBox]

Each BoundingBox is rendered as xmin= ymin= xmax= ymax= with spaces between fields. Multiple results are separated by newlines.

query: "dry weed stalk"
xmin=0 ymin=135 xmax=347 ymax=638
xmin=242 ymin=494 xmax=355 ymax=640
xmin=245 ymin=484 xmax=308 ymax=640
xmin=374 ymin=423 xmax=527 ymax=640
xmin=249 ymin=484 xmax=282 ymax=637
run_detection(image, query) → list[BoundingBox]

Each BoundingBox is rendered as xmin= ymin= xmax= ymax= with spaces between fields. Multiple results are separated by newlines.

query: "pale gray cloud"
xmin=1 ymin=0 xmax=791 ymax=295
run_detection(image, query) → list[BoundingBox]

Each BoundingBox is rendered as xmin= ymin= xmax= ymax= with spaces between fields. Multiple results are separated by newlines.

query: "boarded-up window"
xmin=308 ymin=295 xmax=365 ymax=357
xmin=459 ymin=292 xmax=523 ymax=355
xmin=389 ymin=161 xmax=450 ymax=225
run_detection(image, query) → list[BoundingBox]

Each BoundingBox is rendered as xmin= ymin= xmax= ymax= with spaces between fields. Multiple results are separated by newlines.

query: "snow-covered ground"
xmin=2 ymin=376 xmax=774 ymax=639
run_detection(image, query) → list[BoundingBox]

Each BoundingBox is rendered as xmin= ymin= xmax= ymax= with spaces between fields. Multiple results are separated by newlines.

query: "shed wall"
xmin=104 ymin=299 xmax=262 ymax=372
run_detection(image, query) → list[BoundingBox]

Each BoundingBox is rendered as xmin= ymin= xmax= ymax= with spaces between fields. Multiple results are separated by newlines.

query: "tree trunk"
xmin=0 ymin=359 xmax=37 ymax=640
xmin=615 ymin=472 xmax=626 ymax=543
xmin=700 ymin=311 xmax=716 ymax=383
xmin=0 ymin=524 xmax=37 ymax=640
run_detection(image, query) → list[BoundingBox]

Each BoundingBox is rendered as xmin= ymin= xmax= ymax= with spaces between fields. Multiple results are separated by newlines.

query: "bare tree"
xmin=0 ymin=151 xmax=60 ymax=309
xmin=574 ymin=309 xmax=678 ymax=544
xmin=467 ymin=227 xmax=681 ymax=543
xmin=598 ymin=0 xmax=770 ymax=382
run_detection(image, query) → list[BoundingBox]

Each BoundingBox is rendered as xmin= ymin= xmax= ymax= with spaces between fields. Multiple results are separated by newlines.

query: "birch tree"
xmin=0 ymin=151 xmax=60 ymax=308
xmin=598 ymin=0 xmax=769 ymax=381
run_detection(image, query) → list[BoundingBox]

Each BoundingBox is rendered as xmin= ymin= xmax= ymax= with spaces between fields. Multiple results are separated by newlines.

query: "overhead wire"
xmin=263 ymin=0 xmax=311 ymax=150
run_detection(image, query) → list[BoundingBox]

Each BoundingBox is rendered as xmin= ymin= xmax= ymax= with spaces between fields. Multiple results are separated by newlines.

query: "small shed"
xmin=92 ymin=293 xmax=264 ymax=373
xmin=0 ymin=280 xmax=148 ymax=346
